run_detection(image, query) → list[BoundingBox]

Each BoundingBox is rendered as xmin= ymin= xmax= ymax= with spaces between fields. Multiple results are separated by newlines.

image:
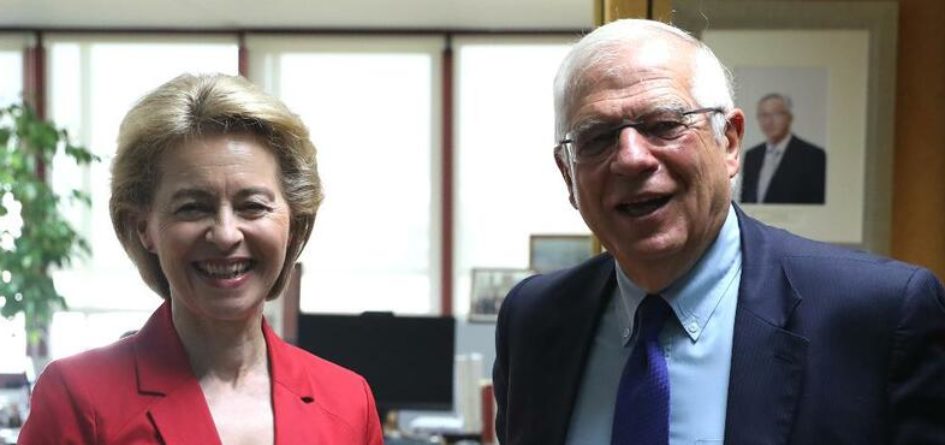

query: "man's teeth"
xmin=197 ymin=261 xmax=252 ymax=278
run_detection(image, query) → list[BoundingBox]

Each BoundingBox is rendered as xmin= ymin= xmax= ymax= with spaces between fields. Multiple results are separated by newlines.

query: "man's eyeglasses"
xmin=556 ymin=107 xmax=724 ymax=165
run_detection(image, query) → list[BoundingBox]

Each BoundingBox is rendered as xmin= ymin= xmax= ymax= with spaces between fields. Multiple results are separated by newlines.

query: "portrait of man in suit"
xmin=492 ymin=18 xmax=945 ymax=445
xmin=740 ymin=93 xmax=827 ymax=204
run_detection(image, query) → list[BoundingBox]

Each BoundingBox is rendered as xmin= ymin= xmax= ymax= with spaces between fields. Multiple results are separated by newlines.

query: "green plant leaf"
xmin=0 ymin=100 xmax=94 ymax=343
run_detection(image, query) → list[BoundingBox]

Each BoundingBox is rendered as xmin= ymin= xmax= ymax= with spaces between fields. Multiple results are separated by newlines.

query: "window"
xmin=248 ymin=36 xmax=442 ymax=314
xmin=2 ymin=32 xmax=585 ymax=360
xmin=453 ymin=37 xmax=586 ymax=317
xmin=0 ymin=34 xmax=29 ymax=367
xmin=0 ymin=35 xmax=27 ymax=107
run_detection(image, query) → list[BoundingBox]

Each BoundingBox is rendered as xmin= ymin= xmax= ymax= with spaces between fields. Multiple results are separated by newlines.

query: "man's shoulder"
xmin=745 ymin=142 xmax=766 ymax=155
xmin=501 ymin=253 xmax=614 ymax=317
xmin=513 ymin=253 xmax=612 ymax=294
xmin=788 ymin=135 xmax=826 ymax=155
xmin=742 ymin=213 xmax=924 ymax=290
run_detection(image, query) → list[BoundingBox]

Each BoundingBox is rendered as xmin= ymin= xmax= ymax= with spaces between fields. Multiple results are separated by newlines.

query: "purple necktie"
xmin=611 ymin=294 xmax=673 ymax=445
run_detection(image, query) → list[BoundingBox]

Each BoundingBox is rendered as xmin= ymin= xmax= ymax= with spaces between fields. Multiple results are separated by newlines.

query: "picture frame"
xmin=529 ymin=234 xmax=597 ymax=274
xmin=469 ymin=268 xmax=534 ymax=322
xmin=0 ymin=372 xmax=29 ymax=433
xmin=672 ymin=0 xmax=898 ymax=254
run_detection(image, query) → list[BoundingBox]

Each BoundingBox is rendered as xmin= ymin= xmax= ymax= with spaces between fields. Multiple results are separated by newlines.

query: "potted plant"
xmin=0 ymin=102 xmax=98 ymax=361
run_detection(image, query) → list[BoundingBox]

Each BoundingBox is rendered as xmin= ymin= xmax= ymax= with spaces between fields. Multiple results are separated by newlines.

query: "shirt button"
xmin=687 ymin=322 xmax=699 ymax=334
xmin=622 ymin=327 xmax=631 ymax=338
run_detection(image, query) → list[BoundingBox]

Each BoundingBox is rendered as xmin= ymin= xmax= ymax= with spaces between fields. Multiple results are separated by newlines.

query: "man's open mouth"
xmin=616 ymin=195 xmax=672 ymax=217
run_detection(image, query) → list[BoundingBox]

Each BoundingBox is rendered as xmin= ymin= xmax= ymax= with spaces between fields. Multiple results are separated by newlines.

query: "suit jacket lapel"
xmin=524 ymin=256 xmax=615 ymax=444
xmin=135 ymin=303 xmax=223 ymax=445
xmin=725 ymin=208 xmax=809 ymax=445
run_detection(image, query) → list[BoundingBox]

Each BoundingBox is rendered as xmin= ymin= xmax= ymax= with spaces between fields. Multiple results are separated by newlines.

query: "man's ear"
xmin=554 ymin=150 xmax=578 ymax=209
xmin=135 ymin=213 xmax=155 ymax=253
xmin=723 ymin=108 xmax=745 ymax=178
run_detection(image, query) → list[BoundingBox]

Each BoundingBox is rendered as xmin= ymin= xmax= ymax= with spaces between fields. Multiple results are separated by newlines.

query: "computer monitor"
xmin=295 ymin=312 xmax=456 ymax=415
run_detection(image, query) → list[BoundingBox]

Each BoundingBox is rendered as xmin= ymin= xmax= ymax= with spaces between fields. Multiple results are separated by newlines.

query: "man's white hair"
xmin=553 ymin=19 xmax=735 ymax=149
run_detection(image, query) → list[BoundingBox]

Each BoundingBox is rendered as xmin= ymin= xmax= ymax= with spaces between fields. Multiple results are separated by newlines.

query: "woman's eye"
xmin=175 ymin=203 xmax=208 ymax=216
xmin=241 ymin=202 xmax=272 ymax=216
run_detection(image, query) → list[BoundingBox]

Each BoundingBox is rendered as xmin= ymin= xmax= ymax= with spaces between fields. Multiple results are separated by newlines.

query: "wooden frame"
xmin=529 ymin=234 xmax=596 ymax=274
xmin=468 ymin=268 xmax=533 ymax=322
xmin=672 ymin=0 xmax=898 ymax=254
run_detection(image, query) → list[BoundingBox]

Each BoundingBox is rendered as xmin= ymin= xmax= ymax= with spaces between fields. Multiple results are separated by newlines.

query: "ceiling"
xmin=0 ymin=0 xmax=594 ymax=30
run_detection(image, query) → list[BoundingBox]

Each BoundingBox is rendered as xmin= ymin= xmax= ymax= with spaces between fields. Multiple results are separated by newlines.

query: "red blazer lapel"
xmin=131 ymin=306 xmax=371 ymax=444
xmin=265 ymin=320 xmax=382 ymax=444
xmin=264 ymin=320 xmax=322 ymax=444
xmin=147 ymin=386 xmax=222 ymax=445
xmin=134 ymin=303 xmax=223 ymax=445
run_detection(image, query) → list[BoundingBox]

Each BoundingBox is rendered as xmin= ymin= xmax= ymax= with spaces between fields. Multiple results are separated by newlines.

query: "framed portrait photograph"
xmin=469 ymin=268 xmax=533 ymax=322
xmin=529 ymin=234 xmax=596 ymax=274
xmin=673 ymin=0 xmax=898 ymax=254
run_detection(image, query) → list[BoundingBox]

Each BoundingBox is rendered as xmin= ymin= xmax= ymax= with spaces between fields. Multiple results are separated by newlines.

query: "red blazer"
xmin=18 ymin=303 xmax=384 ymax=445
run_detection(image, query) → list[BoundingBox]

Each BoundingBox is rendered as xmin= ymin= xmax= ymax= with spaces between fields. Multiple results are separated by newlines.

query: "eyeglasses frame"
xmin=555 ymin=106 xmax=726 ymax=165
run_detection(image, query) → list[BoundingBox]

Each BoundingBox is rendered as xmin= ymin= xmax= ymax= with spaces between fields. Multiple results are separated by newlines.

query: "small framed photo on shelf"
xmin=0 ymin=371 xmax=29 ymax=431
xmin=469 ymin=268 xmax=533 ymax=322
xmin=529 ymin=234 xmax=597 ymax=274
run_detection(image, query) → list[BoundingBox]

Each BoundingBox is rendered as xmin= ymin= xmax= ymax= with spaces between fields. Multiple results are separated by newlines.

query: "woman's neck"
xmin=170 ymin=301 xmax=269 ymax=384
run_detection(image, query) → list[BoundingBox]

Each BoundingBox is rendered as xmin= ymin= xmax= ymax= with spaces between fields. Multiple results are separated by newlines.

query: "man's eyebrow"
xmin=569 ymin=117 xmax=613 ymax=135
xmin=571 ymin=101 xmax=691 ymax=132
xmin=639 ymin=102 xmax=688 ymax=117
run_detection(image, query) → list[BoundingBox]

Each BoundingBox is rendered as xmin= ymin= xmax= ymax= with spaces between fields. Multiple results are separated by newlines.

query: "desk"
xmin=385 ymin=433 xmax=482 ymax=445
xmin=442 ymin=432 xmax=483 ymax=444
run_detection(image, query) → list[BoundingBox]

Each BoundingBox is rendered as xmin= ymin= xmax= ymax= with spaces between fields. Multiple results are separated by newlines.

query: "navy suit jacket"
xmin=493 ymin=208 xmax=945 ymax=445
xmin=741 ymin=135 xmax=826 ymax=204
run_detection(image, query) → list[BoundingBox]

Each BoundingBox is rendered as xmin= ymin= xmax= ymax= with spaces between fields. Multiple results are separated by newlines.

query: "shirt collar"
xmin=614 ymin=204 xmax=742 ymax=343
xmin=766 ymin=133 xmax=792 ymax=155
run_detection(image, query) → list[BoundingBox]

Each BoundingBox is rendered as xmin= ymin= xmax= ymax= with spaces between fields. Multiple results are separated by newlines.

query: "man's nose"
xmin=611 ymin=126 xmax=660 ymax=175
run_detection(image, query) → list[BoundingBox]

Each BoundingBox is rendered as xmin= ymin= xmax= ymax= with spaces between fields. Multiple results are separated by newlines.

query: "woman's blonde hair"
xmin=110 ymin=73 xmax=322 ymax=300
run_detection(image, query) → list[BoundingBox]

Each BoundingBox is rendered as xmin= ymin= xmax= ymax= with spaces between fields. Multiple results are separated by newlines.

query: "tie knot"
xmin=636 ymin=294 xmax=673 ymax=341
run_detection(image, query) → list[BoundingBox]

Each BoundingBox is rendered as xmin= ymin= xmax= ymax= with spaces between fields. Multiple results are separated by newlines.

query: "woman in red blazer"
xmin=19 ymin=73 xmax=383 ymax=445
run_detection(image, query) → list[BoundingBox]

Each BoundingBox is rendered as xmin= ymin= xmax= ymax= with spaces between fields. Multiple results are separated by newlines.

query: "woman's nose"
xmin=205 ymin=210 xmax=243 ymax=250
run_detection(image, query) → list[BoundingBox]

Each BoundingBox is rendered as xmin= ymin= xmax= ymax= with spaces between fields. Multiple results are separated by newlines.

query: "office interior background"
xmin=1 ymin=0 xmax=943 ymax=438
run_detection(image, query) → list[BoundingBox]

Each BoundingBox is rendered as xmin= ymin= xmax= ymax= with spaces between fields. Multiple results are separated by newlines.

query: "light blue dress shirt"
xmin=565 ymin=205 xmax=742 ymax=445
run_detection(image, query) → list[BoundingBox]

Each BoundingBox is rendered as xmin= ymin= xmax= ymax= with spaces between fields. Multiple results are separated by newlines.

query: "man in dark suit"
xmin=740 ymin=93 xmax=827 ymax=204
xmin=493 ymin=19 xmax=945 ymax=445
